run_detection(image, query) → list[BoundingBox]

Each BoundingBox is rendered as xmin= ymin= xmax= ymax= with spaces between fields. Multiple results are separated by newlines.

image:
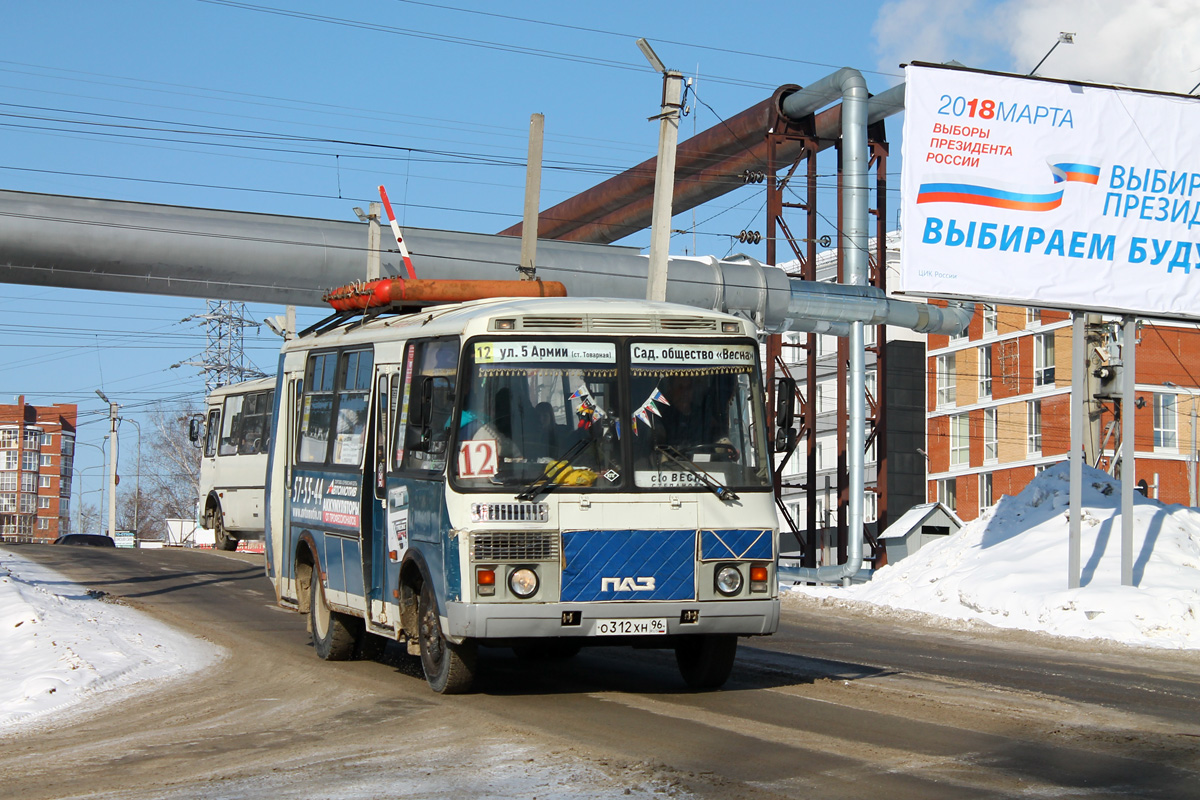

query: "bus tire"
xmin=310 ymin=575 xmax=356 ymax=661
xmin=211 ymin=508 xmax=238 ymax=552
xmin=675 ymin=633 xmax=738 ymax=690
xmin=418 ymin=581 xmax=476 ymax=694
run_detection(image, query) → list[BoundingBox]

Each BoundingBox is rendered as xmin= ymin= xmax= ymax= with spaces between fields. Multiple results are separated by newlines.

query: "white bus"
xmin=192 ymin=376 xmax=275 ymax=551
xmin=263 ymin=293 xmax=780 ymax=693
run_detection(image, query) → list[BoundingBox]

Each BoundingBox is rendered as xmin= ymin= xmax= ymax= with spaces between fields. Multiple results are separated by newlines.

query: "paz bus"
xmin=192 ymin=376 xmax=275 ymax=551
xmin=263 ymin=286 xmax=779 ymax=693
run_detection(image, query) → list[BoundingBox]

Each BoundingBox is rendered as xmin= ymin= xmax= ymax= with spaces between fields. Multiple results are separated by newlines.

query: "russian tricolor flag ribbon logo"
xmin=917 ymin=162 xmax=1100 ymax=212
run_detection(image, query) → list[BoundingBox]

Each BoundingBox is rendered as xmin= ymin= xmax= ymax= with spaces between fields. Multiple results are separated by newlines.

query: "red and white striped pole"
xmin=378 ymin=185 xmax=416 ymax=279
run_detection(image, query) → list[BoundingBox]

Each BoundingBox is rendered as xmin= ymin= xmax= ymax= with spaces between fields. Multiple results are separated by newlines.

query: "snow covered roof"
xmin=879 ymin=501 xmax=963 ymax=540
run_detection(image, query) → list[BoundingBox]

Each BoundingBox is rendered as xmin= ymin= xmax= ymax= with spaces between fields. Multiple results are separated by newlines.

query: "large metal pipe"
xmin=0 ymin=188 xmax=966 ymax=338
xmin=502 ymin=83 xmax=907 ymax=245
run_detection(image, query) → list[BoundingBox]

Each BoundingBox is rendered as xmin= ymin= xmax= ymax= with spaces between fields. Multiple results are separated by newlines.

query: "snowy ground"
xmin=786 ymin=463 xmax=1200 ymax=650
xmin=0 ymin=549 xmax=224 ymax=730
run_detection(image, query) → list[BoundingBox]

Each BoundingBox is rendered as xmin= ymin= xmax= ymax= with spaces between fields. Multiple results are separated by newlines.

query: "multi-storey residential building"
xmin=926 ymin=308 xmax=1200 ymax=521
xmin=0 ymin=396 xmax=76 ymax=542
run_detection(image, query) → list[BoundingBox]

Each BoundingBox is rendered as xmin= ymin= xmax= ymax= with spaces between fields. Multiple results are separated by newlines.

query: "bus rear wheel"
xmin=310 ymin=576 xmax=356 ymax=660
xmin=675 ymin=633 xmax=738 ymax=690
xmin=211 ymin=508 xmax=238 ymax=552
xmin=418 ymin=581 xmax=476 ymax=694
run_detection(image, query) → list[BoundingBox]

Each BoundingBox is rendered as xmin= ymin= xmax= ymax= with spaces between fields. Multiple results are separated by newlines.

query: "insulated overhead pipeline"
xmin=502 ymin=80 xmax=907 ymax=245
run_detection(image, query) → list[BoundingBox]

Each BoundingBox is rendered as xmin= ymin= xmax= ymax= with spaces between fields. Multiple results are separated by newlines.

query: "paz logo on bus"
xmin=601 ymin=576 xmax=656 ymax=592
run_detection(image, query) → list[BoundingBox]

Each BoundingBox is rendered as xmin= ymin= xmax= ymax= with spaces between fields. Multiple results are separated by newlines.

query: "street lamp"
xmin=1163 ymin=381 xmax=1197 ymax=506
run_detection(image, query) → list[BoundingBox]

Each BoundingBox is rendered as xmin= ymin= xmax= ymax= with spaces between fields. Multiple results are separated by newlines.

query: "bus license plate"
xmin=594 ymin=618 xmax=667 ymax=636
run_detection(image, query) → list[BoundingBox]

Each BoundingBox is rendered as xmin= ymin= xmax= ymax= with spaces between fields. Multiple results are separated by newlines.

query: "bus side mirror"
xmin=413 ymin=376 xmax=451 ymax=454
xmin=775 ymin=377 xmax=795 ymax=430
xmin=188 ymin=416 xmax=203 ymax=447
xmin=773 ymin=377 xmax=797 ymax=453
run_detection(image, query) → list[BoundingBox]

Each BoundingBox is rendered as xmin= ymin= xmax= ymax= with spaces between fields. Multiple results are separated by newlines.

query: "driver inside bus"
xmin=655 ymin=374 xmax=737 ymax=460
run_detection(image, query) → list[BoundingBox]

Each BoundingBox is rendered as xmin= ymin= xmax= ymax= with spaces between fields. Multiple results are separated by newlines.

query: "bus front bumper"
xmin=444 ymin=598 xmax=779 ymax=642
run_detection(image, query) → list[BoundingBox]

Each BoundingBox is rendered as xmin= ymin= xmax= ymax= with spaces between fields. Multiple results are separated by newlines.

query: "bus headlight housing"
xmin=715 ymin=564 xmax=743 ymax=596
xmin=508 ymin=567 xmax=539 ymax=599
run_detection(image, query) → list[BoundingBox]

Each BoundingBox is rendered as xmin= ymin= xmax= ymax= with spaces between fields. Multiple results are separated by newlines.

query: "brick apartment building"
xmin=0 ymin=396 xmax=76 ymax=542
xmin=926 ymin=307 xmax=1200 ymax=521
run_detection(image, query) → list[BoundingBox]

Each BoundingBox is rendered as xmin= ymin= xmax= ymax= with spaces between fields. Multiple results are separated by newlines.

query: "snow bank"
xmin=0 ymin=548 xmax=224 ymax=729
xmin=786 ymin=463 xmax=1200 ymax=649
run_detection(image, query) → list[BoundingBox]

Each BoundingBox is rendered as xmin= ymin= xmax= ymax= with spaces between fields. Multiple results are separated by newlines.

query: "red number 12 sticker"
xmin=458 ymin=439 xmax=497 ymax=478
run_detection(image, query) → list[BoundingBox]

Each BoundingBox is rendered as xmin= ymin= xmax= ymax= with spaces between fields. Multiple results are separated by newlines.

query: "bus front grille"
xmin=471 ymin=531 xmax=559 ymax=562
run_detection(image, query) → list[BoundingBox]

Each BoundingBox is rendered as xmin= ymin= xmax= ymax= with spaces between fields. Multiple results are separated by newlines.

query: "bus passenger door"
xmin=365 ymin=365 xmax=403 ymax=628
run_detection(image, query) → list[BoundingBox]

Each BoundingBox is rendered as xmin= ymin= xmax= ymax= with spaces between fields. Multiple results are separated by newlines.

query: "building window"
xmin=38 ymin=517 xmax=49 ymax=530
xmin=982 ymin=304 xmax=997 ymax=336
xmin=1034 ymin=333 xmax=1055 ymax=387
xmin=979 ymin=472 xmax=993 ymax=510
xmin=1026 ymin=307 xmax=1040 ymax=326
xmin=937 ymin=478 xmax=957 ymax=511
xmin=864 ymin=491 xmax=878 ymax=523
xmin=0 ymin=473 xmax=13 ymax=491
xmin=0 ymin=492 xmax=14 ymax=512
xmin=0 ymin=429 xmax=17 ymax=448
xmin=40 ymin=433 xmax=53 ymax=447
xmin=22 ymin=451 xmax=37 ymax=472
xmin=39 ymin=475 xmax=51 ymax=488
xmin=950 ymin=413 xmax=970 ymax=468
xmin=979 ymin=345 xmax=992 ymax=399
xmin=23 ymin=430 xmax=40 ymax=449
xmin=38 ymin=496 xmax=50 ymax=509
xmin=1154 ymin=392 xmax=1178 ymax=449
xmin=39 ymin=454 xmax=53 ymax=467
xmin=1027 ymin=400 xmax=1042 ymax=455
xmin=20 ymin=493 xmax=36 ymax=514
xmin=21 ymin=472 xmax=36 ymax=493
xmin=983 ymin=408 xmax=998 ymax=463
xmin=936 ymin=353 xmax=956 ymax=407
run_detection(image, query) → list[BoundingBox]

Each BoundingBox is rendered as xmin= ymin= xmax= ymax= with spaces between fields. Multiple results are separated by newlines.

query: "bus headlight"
xmin=715 ymin=565 xmax=743 ymax=596
xmin=508 ymin=567 xmax=539 ymax=599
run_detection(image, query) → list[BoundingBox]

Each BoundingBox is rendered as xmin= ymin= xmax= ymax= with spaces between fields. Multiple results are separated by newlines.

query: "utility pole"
xmin=96 ymin=390 xmax=118 ymax=539
xmin=637 ymin=38 xmax=684 ymax=302
xmin=519 ymin=113 xmax=544 ymax=280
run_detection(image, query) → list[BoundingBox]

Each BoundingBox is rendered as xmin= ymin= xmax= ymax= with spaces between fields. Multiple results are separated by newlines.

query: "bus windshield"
xmin=628 ymin=341 xmax=770 ymax=490
xmin=454 ymin=340 xmax=622 ymax=489
xmin=452 ymin=338 xmax=770 ymax=493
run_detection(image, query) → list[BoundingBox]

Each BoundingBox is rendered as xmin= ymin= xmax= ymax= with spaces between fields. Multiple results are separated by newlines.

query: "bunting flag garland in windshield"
xmin=632 ymin=388 xmax=670 ymax=436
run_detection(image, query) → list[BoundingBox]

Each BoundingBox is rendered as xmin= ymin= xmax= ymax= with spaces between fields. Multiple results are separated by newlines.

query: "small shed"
xmin=879 ymin=502 xmax=963 ymax=563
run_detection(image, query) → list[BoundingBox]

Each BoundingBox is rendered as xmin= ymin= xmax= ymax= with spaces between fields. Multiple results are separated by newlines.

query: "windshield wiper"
xmin=515 ymin=437 xmax=591 ymax=501
xmin=655 ymin=445 xmax=740 ymax=502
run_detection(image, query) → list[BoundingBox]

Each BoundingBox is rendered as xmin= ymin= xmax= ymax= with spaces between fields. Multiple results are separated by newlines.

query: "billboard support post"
xmin=1121 ymin=316 xmax=1137 ymax=586
xmin=1069 ymin=313 xmax=1083 ymax=589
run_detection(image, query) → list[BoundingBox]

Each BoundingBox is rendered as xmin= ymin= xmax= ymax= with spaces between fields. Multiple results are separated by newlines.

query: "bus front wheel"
xmin=418 ymin=581 xmax=476 ymax=694
xmin=210 ymin=507 xmax=238 ymax=552
xmin=675 ymin=633 xmax=738 ymax=690
xmin=310 ymin=576 xmax=356 ymax=660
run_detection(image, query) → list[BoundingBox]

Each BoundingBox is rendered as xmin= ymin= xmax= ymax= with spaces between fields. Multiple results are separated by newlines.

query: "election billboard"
xmin=898 ymin=63 xmax=1200 ymax=320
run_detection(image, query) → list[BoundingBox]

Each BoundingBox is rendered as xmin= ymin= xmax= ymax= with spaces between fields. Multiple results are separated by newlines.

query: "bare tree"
xmin=116 ymin=400 xmax=202 ymax=540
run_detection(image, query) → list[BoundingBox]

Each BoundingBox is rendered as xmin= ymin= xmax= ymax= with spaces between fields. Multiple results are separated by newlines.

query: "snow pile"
xmin=787 ymin=463 xmax=1200 ymax=649
xmin=0 ymin=549 xmax=223 ymax=729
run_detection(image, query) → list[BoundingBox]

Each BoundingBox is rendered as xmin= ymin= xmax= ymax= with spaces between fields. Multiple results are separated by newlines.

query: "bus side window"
xmin=261 ymin=390 xmax=275 ymax=452
xmin=219 ymin=395 xmax=245 ymax=457
xmin=299 ymin=352 xmax=337 ymax=464
xmin=204 ymin=409 xmax=220 ymax=458
xmin=333 ymin=349 xmax=373 ymax=466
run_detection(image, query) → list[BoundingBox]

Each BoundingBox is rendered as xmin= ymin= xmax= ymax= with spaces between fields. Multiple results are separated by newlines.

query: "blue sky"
xmin=2 ymin=0 xmax=1192 ymax=516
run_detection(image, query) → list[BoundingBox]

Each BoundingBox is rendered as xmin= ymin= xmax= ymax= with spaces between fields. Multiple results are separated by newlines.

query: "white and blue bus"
xmin=264 ymin=294 xmax=779 ymax=692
